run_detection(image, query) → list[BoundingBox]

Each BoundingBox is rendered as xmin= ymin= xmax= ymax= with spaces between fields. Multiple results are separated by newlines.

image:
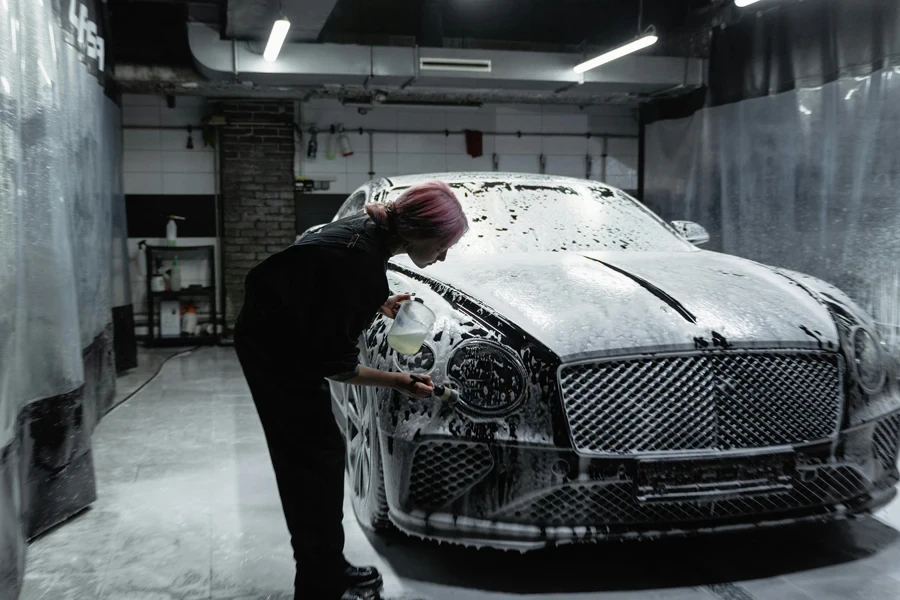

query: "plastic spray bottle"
xmin=166 ymin=215 xmax=186 ymax=247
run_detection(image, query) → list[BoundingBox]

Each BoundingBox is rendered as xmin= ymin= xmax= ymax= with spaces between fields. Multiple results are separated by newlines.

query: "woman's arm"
xmin=327 ymin=365 xmax=433 ymax=398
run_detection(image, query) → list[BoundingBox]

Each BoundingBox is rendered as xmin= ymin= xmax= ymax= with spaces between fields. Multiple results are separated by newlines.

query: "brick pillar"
xmin=220 ymin=100 xmax=296 ymax=329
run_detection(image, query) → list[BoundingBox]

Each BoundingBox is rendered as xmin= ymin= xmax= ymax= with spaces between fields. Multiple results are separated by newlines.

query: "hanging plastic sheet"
xmin=644 ymin=66 xmax=900 ymax=357
xmin=111 ymin=131 xmax=137 ymax=374
xmin=1 ymin=0 xmax=121 ymax=596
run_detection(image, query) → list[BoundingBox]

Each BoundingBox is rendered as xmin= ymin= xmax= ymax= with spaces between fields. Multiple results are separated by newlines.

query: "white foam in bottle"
xmin=388 ymin=330 xmax=428 ymax=355
xmin=387 ymin=299 xmax=435 ymax=355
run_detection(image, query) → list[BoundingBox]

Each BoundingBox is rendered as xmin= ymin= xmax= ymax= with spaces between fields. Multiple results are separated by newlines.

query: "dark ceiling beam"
xmin=419 ymin=0 xmax=443 ymax=47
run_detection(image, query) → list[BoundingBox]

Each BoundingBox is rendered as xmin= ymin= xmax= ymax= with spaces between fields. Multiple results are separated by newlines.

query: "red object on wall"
xmin=465 ymin=130 xmax=483 ymax=158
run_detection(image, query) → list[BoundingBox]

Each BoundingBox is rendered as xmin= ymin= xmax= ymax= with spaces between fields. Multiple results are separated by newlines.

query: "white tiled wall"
xmin=123 ymin=94 xmax=216 ymax=195
xmin=299 ymin=101 xmax=639 ymax=195
xmin=122 ymin=94 xmax=221 ymax=333
xmin=120 ymin=94 xmax=639 ymax=332
xmin=122 ymin=96 xmax=640 ymax=199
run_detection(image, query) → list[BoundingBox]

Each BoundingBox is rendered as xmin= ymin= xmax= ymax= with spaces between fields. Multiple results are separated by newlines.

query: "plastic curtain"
xmin=644 ymin=66 xmax=900 ymax=353
xmin=1 ymin=0 xmax=120 ymax=595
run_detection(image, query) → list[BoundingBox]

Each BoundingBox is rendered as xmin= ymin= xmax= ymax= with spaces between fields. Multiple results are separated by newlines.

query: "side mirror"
xmin=671 ymin=220 xmax=710 ymax=246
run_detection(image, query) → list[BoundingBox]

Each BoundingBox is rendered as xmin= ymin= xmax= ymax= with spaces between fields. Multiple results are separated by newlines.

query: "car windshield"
xmin=382 ymin=180 xmax=693 ymax=255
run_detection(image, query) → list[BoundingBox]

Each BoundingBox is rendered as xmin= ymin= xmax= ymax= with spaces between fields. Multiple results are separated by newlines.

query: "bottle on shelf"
xmin=170 ymin=255 xmax=182 ymax=292
xmin=182 ymin=303 xmax=198 ymax=335
xmin=166 ymin=215 xmax=185 ymax=247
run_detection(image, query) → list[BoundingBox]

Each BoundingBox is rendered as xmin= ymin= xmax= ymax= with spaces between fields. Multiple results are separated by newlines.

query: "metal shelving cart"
xmin=145 ymin=244 xmax=219 ymax=346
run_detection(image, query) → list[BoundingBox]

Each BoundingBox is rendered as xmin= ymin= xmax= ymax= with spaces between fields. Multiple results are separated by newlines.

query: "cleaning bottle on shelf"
xmin=166 ymin=215 xmax=185 ymax=247
xmin=182 ymin=304 xmax=198 ymax=335
xmin=170 ymin=255 xmax=182 ymax=292
xmin=136 ymin=240 xmax=148 ymax=277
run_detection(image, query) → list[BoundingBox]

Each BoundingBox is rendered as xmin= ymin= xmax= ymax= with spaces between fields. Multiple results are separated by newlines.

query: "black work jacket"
xmin=236 ymin=215 xmax=391 ymax=383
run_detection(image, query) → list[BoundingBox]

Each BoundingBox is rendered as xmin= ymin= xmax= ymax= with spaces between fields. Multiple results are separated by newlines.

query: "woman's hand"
xmin=393 ymin=372 xmax=434 ymax=398
xmin=379 ymin=294 xmax=412 ymax=319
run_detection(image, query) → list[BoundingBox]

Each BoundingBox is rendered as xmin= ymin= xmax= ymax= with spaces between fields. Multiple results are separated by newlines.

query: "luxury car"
xmin=322 ymin=172 xmax=900 ymax=551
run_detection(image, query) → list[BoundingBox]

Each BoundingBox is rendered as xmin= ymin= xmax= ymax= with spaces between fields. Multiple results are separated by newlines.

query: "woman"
xmin=234 ymin=181 xmax=468 ymax=600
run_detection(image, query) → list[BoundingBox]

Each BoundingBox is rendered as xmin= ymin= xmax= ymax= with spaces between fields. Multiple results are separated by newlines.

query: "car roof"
xmin=374 ymin=171 xmax=620 ymax=194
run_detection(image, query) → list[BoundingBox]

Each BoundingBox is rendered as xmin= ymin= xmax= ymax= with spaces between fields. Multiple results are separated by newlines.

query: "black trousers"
xmin=235 ymin=331 xmax=350 ymax=600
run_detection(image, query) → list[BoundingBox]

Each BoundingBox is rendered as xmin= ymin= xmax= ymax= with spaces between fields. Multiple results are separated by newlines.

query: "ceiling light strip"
xmin=573 ymin=34 xmax=658 ymax=73
xmin=264 ymin=18 xmax=291 ymax=62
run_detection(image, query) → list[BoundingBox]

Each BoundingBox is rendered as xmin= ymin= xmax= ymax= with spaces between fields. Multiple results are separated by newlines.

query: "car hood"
xmin=413 ymin=251 xmax=839 ymax=361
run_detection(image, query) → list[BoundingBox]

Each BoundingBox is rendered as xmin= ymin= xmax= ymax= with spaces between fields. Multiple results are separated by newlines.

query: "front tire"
xmin=346 ymin=383 xmax=391 ymax=531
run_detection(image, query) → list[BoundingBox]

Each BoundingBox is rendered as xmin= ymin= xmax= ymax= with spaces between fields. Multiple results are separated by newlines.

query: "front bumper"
xmin=390 ymin=486 xmax=897 ymax=551
xmin=380 ymin=412 xmax=900 ymax=550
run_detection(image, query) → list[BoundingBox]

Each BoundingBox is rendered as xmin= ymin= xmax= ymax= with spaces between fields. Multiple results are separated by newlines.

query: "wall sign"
xmin=53 ymin=0 xmax=107 ymax=81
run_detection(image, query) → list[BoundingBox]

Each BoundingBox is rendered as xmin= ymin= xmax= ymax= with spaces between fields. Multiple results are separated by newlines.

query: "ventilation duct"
xmin=419 ymin=57 xmax=492 ymax=72
xmin=160 ymin=24 xmax=707 ymax=104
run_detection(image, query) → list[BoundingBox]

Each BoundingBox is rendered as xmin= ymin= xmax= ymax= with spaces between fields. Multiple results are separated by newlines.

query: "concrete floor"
xmin=20 ymin=346 xmax=900 ymax=600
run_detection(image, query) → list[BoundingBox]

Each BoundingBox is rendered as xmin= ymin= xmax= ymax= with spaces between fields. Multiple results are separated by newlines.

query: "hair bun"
xmin=366 ymin=180 xmax=467 ymax=244
xmin=365 ymin=203 xmax=391 ymax=228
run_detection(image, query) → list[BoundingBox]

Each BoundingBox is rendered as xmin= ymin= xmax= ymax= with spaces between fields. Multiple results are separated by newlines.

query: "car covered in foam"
xmin=323 ymin=172 xmax=900 ymax=550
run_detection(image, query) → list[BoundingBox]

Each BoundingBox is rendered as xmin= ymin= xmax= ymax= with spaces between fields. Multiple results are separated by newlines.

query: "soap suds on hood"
xmin=382 ymin=176 xmax=694 ymax=256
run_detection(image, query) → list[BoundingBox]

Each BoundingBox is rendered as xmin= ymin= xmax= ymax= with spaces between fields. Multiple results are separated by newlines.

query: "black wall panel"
xmin=126 ymin=194 xmax=217 ymax=238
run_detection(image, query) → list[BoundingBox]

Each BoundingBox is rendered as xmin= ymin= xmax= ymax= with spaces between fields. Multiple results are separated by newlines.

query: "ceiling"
xmin=318 ymin=0 xmax=716 ymax=55
xmin=111 ymin=0 xmax=718 ymax=66
xmin=109 ymin=0 xmax=719 ymax=104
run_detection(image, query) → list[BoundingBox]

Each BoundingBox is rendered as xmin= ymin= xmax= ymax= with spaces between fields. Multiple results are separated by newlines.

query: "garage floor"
xmin=20 ymin=347 xmax=900 ymax=600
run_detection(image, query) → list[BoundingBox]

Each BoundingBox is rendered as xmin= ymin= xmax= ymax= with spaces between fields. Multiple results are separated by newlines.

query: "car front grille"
xmin=490 ymin=466 xmax=865 ymax=526
xmin=408 ymin=441 xmax=493 ymax=510
xmin=558 ymin=351 xmax=843 ymax=455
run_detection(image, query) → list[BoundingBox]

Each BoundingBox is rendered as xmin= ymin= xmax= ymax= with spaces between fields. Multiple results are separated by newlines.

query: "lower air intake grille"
xmin=491 ymin=466 xmax=866 ymax=526
xmin=409 ymin=441 xmax=493 ymax=510
xmin=873 ymin=414 xmax=900 ymax=478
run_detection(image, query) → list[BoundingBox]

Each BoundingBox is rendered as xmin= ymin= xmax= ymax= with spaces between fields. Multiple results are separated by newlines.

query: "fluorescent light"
xmin=263 ymin=18 xmax=290 ymax=62
xmin=573 ymin=35 xmax=658 ymax=73
xmin=735 ymin=0 xmax=763 ymax=6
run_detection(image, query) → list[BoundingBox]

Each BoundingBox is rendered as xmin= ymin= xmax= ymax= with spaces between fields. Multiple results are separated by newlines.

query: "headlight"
xmin=393 ymin=342 xmax=436 ymax=374
xmin=850 ymin=326 xmax=885 ymax=394
xmin=447 ymin=340 xmax=527 ymax=416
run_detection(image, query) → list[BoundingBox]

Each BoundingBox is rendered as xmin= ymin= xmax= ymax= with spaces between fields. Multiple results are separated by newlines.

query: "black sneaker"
xmin=344 ymin=565 xmax=383 ymax=590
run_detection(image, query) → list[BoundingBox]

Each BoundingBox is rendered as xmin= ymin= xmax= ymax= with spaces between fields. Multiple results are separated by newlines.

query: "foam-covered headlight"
xmin=393 ymin=342 xmax=436 ymax=374
xmin=850 ymin=326 xmax=885 ymax=394
xmin=447 ymin=340 xmax=526 ymax=416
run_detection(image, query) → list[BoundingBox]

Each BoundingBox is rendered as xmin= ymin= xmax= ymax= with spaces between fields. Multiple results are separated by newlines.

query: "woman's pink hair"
xmin=366 ymin=180 xmax=468 ymax=244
